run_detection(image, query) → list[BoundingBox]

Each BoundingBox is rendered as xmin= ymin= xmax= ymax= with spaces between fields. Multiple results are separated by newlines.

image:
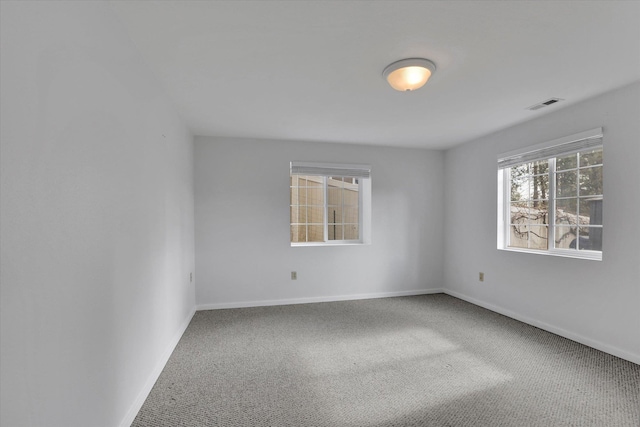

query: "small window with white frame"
xmin=497 ymin=128 xmax=603 ymax=260
xmin=290 ymin=162 xmax=371 ymax=246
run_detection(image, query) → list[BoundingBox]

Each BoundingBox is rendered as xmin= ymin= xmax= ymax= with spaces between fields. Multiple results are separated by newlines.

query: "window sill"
xmin=291 ymin=241 xmax=369 ymax=247
xmin=498 ymin=246 xmax=602 ymax=261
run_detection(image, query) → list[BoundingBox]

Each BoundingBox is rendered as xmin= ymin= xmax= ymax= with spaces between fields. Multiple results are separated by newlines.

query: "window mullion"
xmin=576 ymin=153 xmax=581 ymax=250
xmin=340 ymin=180 xmax=345 ymax=240
xmin=323 ymin=176 xmax=328 ymax=242
xmin=358 ymin=179 xmax=363 ymax=243
xmin=548 ymin=158 xmax=556 ymax=251
xmin=504 ymin=168 xmax=509 ymax=249
xmin=304 ymin=186 xmax=308 ymax=243
xmin=527 ymin=173 xmax=532 ymax=248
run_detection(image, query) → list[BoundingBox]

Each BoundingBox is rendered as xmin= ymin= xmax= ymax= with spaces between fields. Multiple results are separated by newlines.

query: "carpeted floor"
xmin=132 ymin=294 xmax=640 ymax=426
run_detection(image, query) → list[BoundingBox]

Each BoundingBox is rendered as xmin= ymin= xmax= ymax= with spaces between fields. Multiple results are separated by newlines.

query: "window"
xmin=290 ymin=162 xmax=371 ymax=245
xmin=497 ymin=128 xmax=603 ymax=260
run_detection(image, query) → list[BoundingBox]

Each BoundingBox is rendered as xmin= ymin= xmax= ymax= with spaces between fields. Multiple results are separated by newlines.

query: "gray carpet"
xmin=132 ymin=294 xmax=640 ymax=426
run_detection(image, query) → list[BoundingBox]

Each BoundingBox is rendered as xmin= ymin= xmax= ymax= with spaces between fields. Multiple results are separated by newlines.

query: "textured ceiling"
xmin=110 ymin=1 xmax=640 ymax=149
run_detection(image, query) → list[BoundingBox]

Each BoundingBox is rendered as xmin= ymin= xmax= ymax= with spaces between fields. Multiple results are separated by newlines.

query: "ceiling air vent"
xmin=527 ymin=98 xmax=564 ymax=111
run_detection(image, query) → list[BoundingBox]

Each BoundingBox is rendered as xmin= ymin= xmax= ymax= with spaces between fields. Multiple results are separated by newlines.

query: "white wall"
xmin=443 ymin=82 xmax=640 ymax=363
xmin=0 ymin=2 xmax=195 ymax=426
xmin=195 ymin=137 xmax=444 ymax=308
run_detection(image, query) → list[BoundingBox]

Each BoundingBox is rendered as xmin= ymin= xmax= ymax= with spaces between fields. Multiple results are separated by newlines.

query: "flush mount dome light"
xmin=383 ymin=58 xmax=436 ymax=92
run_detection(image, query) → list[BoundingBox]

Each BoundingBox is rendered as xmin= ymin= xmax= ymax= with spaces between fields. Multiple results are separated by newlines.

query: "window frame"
xmin=290 ymin=162 xmax=371 ymax=247
xmin=497 ymin=128 xmax=603 ymax=261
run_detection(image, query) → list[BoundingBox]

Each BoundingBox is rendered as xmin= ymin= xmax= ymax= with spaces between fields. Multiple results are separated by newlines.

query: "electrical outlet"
xmin=479 ymin=272 xmax=484 ymax=282
xmin=291 ymin=271 xmax=297 ymax=280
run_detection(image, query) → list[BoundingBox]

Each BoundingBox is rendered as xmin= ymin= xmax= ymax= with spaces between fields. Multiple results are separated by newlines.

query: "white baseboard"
xmin=443 ymin=289 xmax=640 ymax=365
xmin=196 ymin=288 xmax=444 ymax=311
xmin=118 ymin=308 xmax=196 ymax=427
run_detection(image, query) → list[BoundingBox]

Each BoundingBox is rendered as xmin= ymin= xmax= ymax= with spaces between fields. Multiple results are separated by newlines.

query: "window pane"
xmin=510 ymin=202 xmax=529 ymax=225
xmin=344 ymin=224 xmax=359 ymax=240
xmin=579 ymin=166 xmax=602 ymax=196
xmin=328 ymin=177 xmax=343 ymax=186
xmin=327 ymin=187 xmax=341 ymax=204
xmin=579 ymin=227 xmax=602 ymax=251
xmin=554 ymin=226 xmax=576 ymax=249
xmin=307 ymin=206 xmax=323 ymax=223
xmin=290 ymin=205 xmax=307 ymax=224
xmin=343 ymin=206 xmax=359 ymax=224
xmin=532 ymin=160 xmax=549 ymax=175
xmin=579 ymin=198 xmax=602 ymax=226
xmin=531 ymin=201 xmax=548 ymax=225
xmin=555 ymin=171 xmax=577 ymax=197
xmin=510 ymin=200 xmax=548 ymax=225
xmin=510 ymin=170 xmax=530 ymax=201
xmin=531 ymin=200 xmax=548 ymax=209
xmin=328 ymin=224 xmax=343 ymax=240
xmin=555 ymin=199 xmax=577 ymax=224
xmin=509 ymin=223 xmax=529 ymax=248
xmin=307 ymin=225 xmax=324 ymax=242
xmin=528 ymin=226 xmax=548 ymax=250
xmin=571 ymin=227 xmax=593 ymax=251
xmin=556 ymin=153 xmax=577 ymax=171
xmin=291 ymin=225 xmax=306 ymax=243
xmin=327 ymin=206 xmax=342 ymax=224
xmin=343 ymin=186 xmax=359 ymax=206
xmin=511 ymin=163 xmax=529 ymax=176
xmin=290 ymin=186 xmax=304 ymax=205
xmin=306 ymin=187 xmax=323 ymax=205
xmin=304 ymin=176 xmax=323 ymax=187
xmin=344 ymin=176 xmax=359 ymax=189
xmin=579 ymin=149 xmax=602 ymax=167
xmin=531 ymin=174 xmax=549 ymax=201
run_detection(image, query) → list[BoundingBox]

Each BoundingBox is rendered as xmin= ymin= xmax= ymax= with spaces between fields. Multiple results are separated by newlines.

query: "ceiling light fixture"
xmin=383 ymin=58 xmax=436 ymax=92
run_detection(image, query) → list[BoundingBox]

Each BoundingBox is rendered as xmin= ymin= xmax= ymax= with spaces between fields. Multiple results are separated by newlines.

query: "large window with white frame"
xmin=290 ymin=162 xmax=371 ymax=245
xmin=497 ymin=128 xmax=603 ymax=260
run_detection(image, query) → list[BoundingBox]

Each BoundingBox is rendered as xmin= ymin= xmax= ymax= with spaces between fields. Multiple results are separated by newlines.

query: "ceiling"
xmin=110 ymin=1 xmax=640 ymax=150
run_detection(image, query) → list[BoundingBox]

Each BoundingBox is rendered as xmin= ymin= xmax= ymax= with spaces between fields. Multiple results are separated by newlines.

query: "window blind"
xmin=497 ymin=128 xmax=603 ymax=170
xmin=290 ymin=162 xmax=371 ymax=179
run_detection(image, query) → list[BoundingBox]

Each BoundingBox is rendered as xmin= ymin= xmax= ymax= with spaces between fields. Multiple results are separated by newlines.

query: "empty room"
xmin=1 ymin=1 xmax=639 ymax=426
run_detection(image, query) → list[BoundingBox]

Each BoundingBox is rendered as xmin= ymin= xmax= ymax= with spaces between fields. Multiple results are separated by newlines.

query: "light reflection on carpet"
xmin=299 ymin=328 xmax=512 ymax=425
